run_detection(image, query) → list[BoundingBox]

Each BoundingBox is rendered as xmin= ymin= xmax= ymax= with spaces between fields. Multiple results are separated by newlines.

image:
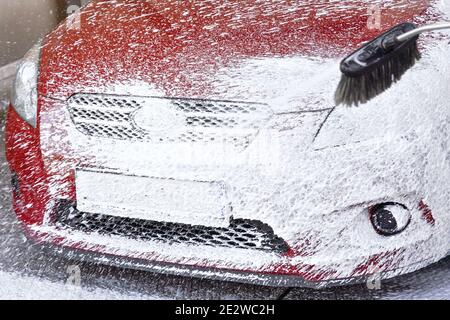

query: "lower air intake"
xmin=54 ymin=201 xmax=289 ymax=254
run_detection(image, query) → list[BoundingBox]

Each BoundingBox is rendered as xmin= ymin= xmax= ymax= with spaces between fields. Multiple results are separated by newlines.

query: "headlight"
xmin=12 ymin=42 xmax=41 ymax=128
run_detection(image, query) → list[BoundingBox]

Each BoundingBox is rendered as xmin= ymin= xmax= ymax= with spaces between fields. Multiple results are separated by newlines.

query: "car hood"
xmin=39 ymin=0 xmax=434 ymax=112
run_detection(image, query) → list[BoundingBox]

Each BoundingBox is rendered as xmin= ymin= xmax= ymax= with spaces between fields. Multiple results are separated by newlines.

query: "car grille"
xmin=54 ymin=201 xmax=289 ymax=254
xmin=67 ymin=94 xmax=272 ymax=149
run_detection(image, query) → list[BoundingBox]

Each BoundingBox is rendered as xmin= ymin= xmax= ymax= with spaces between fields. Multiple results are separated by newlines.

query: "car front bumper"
xmin=6 ymin=95 xmax=449 ymax=287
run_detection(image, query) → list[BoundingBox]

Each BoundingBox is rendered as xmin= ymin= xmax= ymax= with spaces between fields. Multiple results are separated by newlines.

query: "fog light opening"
xmin=369 ymin=203 xmax=411 ymax=236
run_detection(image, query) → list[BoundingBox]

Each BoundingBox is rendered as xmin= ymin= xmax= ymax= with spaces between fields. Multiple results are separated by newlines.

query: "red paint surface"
xmin=5 ymin=106 xmax=49 ymax=225
xmin=39 ymin=0 xmax=433 ymax=99
xmin=419 ymin=200 xmax=435 ymax=226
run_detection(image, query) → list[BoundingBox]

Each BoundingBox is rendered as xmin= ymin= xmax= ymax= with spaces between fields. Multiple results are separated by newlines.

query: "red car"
xmin=6 ymin=0 xmax=450 ymax=287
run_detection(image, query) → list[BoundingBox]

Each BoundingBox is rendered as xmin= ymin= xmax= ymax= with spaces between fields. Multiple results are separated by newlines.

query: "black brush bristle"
xmin=335 ymin=23 xmax=421 ymax=106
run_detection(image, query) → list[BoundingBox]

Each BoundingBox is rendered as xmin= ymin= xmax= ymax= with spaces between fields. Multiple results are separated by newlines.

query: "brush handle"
xmin=396 ymin=22 xmax=450 ymax=42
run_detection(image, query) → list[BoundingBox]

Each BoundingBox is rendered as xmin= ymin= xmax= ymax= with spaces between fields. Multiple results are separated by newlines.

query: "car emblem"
xmin=132 ymin=101 xmax=184 ymax=133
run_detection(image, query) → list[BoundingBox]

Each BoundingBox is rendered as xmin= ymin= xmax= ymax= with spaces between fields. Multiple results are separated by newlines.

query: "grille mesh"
xmin=71 ymin=108 xmax=133 ymax=123
xmin=67 ymin=94 xmax=271 ymax=149
xmin=54 ymin=201 xmax=289 ymax=253
xmin=171 ymin=100 xmax=258 ymax=114
xmin=77 ymin=123 xmax=146 ymax=140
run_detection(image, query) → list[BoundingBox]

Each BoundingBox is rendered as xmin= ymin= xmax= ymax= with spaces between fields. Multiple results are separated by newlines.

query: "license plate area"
xmin=75 ymin=170 xmax=232 ymax=227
